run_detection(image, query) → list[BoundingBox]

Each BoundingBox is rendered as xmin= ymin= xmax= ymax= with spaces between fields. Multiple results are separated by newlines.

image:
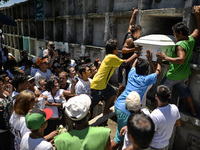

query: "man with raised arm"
xmin=157 ymin=6 xmax=200 ymax=116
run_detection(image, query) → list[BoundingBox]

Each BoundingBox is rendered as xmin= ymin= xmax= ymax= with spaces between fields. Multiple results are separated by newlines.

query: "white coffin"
xmin=134 ymin=34 xmax=176 ymax=61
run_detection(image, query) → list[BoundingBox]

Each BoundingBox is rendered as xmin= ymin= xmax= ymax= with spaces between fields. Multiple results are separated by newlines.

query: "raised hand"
xmin=146 ymin=50 xmax=153 ymax=61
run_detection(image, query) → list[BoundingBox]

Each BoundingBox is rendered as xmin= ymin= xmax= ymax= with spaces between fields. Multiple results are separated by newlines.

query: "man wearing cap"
xmin=112 ymin=52 xmax=162 ymax=149
xmin=119 ymin=91 xmax=151 ymax=150
xmin=54 ymin=94 xmax=111 ymax=150
xmin=34 ymin=57 xmax=52 ymax=88
xmin=20 ymin=108 xmax=54 ymax=150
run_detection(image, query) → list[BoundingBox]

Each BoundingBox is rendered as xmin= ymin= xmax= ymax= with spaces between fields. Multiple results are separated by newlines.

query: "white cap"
xmin=43 ymin=49 xmax=48 ymax=57
xmin=125 ymin=91 xmax=141 ymax=112
xmin=8 ymin=53 xmax=13 ymax=56
xmin=63 ymin=94 xmax=91 ymax=121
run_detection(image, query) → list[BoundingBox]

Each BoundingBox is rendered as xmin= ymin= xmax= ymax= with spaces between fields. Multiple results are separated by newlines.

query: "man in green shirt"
xmin=156 ymin=6 xmax=200 ymax=116
xmin=54 ymin=94 xmax=111 ymax=150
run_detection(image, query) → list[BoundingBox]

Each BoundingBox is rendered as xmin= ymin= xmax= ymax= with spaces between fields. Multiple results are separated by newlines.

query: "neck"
xmin=158 ymin=102 xmax=168 ymax=107
xmin=178 ymin=36 xmax=188 ymax=41
xmin=60 ymin=82 xmax=67 ymax=88
xmin=30 ymin=131 xmax=44 ymax=139
xmin=82 ymin=76 xmax=89 ymax=81
xmin=51 ymin=89 xmax=57 ymax=96
xmin=40 ymin=68 xmax=47 ymax=72
xmin=75 ymin=122 xmax=89 ymax=130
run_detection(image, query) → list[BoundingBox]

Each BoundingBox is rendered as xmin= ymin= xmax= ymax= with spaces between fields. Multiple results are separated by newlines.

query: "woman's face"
xmin=39 ymin=80 xmax=47 ymax=91
xmin=53 ymin=79 xmax=60 ymax=91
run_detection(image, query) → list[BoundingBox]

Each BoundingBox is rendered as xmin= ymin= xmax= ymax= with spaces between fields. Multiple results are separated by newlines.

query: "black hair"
xmin=78 ymin=64 xmax=88 ymax=76
xmin=85 ymin=57 xmax=91 ymax=64
xmin=136 ymin=58 xmax=149 ymax=75
xmin=46 ymin=77 xmax=59 ymax=91
xmin=65 ymin=66 xmax=73 ymax=74
xmin=127 ymin=113 xmax=155 ymax=149
xmin=12 ymin=73 xmax=28 ymax=89
xmin=156 ymin=85 xmax=171 ymax=103
xmin=130 ymin=24 xmax=142 ymax=34
xmin=105 ymin=39 xmax=119 ymax=54
xmin=172 ymin=22 xmax=189 ymax=36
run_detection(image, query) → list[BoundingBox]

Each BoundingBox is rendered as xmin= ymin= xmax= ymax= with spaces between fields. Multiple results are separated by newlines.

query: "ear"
xmin=88 ymin=111 xmax=91 ymax=119
xmin=169 ymin=94 xmax=172 ymax=99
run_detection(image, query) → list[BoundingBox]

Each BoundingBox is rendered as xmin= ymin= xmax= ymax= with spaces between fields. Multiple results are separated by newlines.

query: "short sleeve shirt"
xmin=42 ymin=89 xmax=66 ymax=118
xmin=91 ymin=54 xmax=123 ymax=90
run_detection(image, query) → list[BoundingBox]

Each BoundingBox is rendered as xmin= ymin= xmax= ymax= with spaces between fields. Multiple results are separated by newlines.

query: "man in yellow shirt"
xmin=90 ymin=39 xmax=141 ymax=114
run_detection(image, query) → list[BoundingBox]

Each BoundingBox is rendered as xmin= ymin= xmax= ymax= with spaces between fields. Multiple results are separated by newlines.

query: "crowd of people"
xmin=0 ymin=5 xmax=200 ymax=150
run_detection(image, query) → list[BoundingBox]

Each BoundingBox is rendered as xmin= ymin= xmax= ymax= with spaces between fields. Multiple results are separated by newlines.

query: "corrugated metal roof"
xmin=0 ymin=0 xmax=28 ymax=8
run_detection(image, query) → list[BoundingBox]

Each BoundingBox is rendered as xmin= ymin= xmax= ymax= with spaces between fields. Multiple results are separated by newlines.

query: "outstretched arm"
xmin=156 ymin=46 xmax=185 ymax=65
xmin=122 ymin=50 xmax=141 ymax=66
xmin=128 ymin=8 xmax=139 ymax=32
xmin=190 ymin=5 xmax=200 ymax=41
xmin=122 ymin=38 xmax=142 ymax=54
xmin=146 ymin=50 xmax=156 ymax=73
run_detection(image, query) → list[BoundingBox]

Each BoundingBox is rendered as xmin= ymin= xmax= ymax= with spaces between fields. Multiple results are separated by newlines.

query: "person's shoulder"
xmin=90 ymin=126 xmax=111 ymax=134
xmin=38 ymin=139 xmax=53 ymax=149
xmin=54 ymin=132 xmax=71 ymax=141
xmin=42 ymin=91 xmax=49 ymax=95
xmin=169 ymin=104 xmax=179 ymax=111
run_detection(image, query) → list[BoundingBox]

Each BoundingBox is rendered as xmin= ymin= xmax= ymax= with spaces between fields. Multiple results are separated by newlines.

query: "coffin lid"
xmin=134 ymin=34 xmax=176 ymax=46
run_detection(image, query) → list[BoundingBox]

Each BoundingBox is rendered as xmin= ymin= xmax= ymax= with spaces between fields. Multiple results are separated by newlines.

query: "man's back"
xmin=91 ymin=54 xmax=123 ymax=90
xmin=20 ymin=132 xmax=53 ymax=150
xmin=115 ymin=67 xmax=157 ymax=115
xmin=150 ymin=104 xmax=180 ymax=149
xmin=54 ymin=126 xmax=110 ymax=150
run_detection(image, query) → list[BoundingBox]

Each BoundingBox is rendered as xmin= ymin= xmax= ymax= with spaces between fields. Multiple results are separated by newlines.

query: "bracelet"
xmin=156 ymin=69 xmax=161 ymax=73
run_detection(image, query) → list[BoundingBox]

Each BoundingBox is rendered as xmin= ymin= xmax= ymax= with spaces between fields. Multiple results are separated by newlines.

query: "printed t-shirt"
xmin=75 ymin=78 xmax=92 ymax=96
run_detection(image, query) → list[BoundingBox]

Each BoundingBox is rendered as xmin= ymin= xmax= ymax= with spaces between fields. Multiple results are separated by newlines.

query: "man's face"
xmin=0 ymin=81 xmax=6 ymax=93
xmin=69 ymin=67 xmax=76 ymax=78
xmin=39 ymin=62 xmax=48 ymax=70
xmin=85 ymin=67 xmax=91 ymax=78
xmin=91 ymin=66 xmax=97 ymax=76
xmin=59 ymin=73 xmax=67 ymax=84
xmin=134 ymin=30 xmax=141 ymax=39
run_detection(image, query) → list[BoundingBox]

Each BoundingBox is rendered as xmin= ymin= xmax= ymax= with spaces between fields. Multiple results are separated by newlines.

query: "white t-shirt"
xmin=9 ymin=112 xmax=31 ymax=150
xmin=42 ymin=89 xmax=66 ymax=118
xmin=20 ymin=132 xmax=53 ymax=150
xmin=75 ymin=78 xmax=92 ymax=96
xmin=122 ymin=108 xmax=151 ymax=150
xmin=150 ymin=104 xmax=180 ymax=149
xmin=34 ymin=69 xmax=52 ymax=88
